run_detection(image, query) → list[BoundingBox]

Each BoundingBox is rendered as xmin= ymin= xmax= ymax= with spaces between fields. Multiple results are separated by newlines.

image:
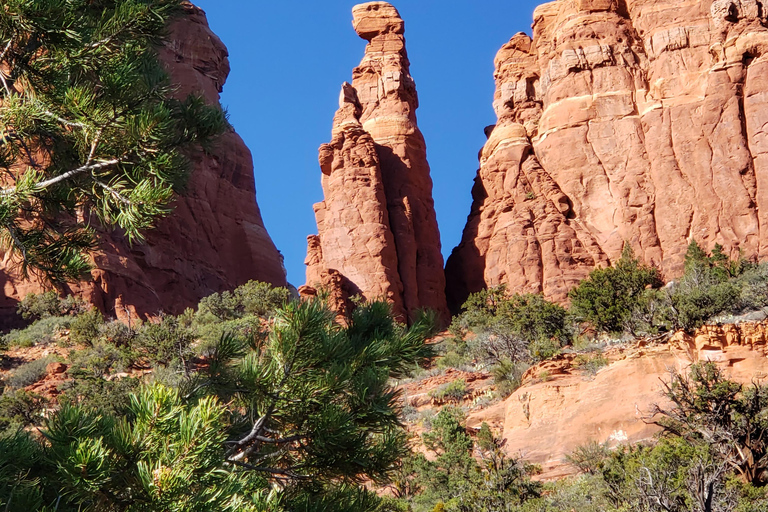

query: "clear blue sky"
xmin=193 ymin=0 xmax=542 ymax=286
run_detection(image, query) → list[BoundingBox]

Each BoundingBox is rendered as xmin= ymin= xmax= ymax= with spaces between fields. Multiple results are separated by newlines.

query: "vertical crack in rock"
xmin=446 ymin=0 xmax=768 ymax=311
xmin=304 ymin=2 xmax=448 ymax=323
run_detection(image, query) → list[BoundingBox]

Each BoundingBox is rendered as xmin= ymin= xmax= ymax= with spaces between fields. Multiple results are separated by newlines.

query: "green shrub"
xmin=569 ymin=245 xmax=663 ymax=334
xmin=405 ymin=408 xmax=540 ymax=512
xmin=573 ymin=353 xmax=609 ymax=376
xmin=196 ymin=280 xmax=291 ymax=322
xmin=58 ymin=373 xmax=140 ymax=416
xmin=2 ymin=316 xmax=71 ymax=347
xmin=429 ymin=379 xmax=468 ymax=403
xmin=193 ymin=315 xmax=265 ymax=347
xmin=69 ymin=308 xmax=105 ymax=345
xmin=435 ymin=350 xmax=471 ymax=370
xmin=492 ymin=357 xmax=528 ymax=397
xmin=663 ymin=241 xmax=759 ymax=331
xmin=735 ymin=263 xmax=768 ymax=312
xmin=0 ymin=389 xmax=49 ymax=429
xmin=455 ymin=287 xmax=570 ymax=346
xmin=66 ymin=342 xmax=134 ymax=378
xmin=99 ymin=320 xmax=138 ymax=347
xmin=16 ymin=291 xmax=87 ymax=320
xmin=134 ymin=314 xmax=195 ymax=368
xmin=5 ymin=356 xmax=57 ymax=388
xmin=566 ymin=440 xmax=611 ymax=474
xmin=529 ymin=337 xmax=562 ymax=361
xmin=452 ymin=287 xmax=571 ymax=366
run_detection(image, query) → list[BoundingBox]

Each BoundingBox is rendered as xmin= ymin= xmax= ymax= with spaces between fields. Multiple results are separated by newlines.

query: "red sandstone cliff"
xmin=447 ymin=0 xmax=768 ymax=311
xmin=0 ymin=4 xmax=287 ymax=325
xmin=305 ymin=2 xmax=448 ymax=322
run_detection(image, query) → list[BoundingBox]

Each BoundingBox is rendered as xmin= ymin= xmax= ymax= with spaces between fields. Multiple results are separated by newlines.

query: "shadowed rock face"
xmin=305 ymin=2 xmax=448 ymax=323
xmin=0 ymin=3 xmax=287 ymax=325
xmin=447 ymin=0 xmax=768 ymax=311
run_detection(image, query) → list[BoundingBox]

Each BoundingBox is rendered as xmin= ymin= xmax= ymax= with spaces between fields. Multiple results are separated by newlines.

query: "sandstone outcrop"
xmin=305 ymin=2 xmax=448 ymax=322
xmin=467 ymin=321 xmax=768 ymax=480
xmin=0 ymin=3 xmax=287 ymax=325
xmin=447 ymin=0 xmax=768 ymax=310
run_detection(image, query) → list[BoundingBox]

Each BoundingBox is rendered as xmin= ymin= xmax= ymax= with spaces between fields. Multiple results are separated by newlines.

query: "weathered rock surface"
xmin=0 ymin=3 xmax=286 ymax=325
xmin=467 ymin=322 xmax=768 ymax=480
xmin=447 ymin=0 xmax=768 ymax=310
xmin=306 ymin=2 xmax=448 ymax=322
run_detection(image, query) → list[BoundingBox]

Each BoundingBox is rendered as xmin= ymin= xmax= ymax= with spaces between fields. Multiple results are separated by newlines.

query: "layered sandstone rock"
xmin=467 ymin=321 xmax=768 ymax=480
xmin=305 ymin=2 xmax=448 ymax=322
xmin=0 ymin=3 xmax=286 ymax=325
xmin=447 ymin=0 xmax=768 ymax=310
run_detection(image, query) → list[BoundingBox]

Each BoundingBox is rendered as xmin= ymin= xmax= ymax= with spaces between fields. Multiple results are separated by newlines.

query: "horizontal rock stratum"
xmin=304 ymin=2 xmax=449 ymax=323
xmin=0 ymin=3 xmax=287 ymax=324
xmin=468 ymin=321 xmax=768 ymax=480
xmin=447 ymin=0 xmax=768 ymax=311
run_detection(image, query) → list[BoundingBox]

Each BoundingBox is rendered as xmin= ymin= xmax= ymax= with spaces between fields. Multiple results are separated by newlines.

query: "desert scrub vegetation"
xmin=391 ymin=407 xmax=541 ymax=512
xmin=384 ymin=363 xmax=768 ymax=511
xmin=570 ymin=241 xmax=768 ymax=336
xmin=0 ymin=389 xmax=49 ymax=430
xmin=573 ymin=353 xmax=609 ymax=376
xmin=429 ymin=379 xmax=469 ymax=403
xmin=2 ymin=315 xmax=72 ymax=348
xmin=446 ymin=286 xmax=571 ymax=396
xmin=568 ymin=245 xmax=664 ymax=335
xmin=5 ymin=356 xmax=59 ymax=389
xmin=0 ymin=280 xmax=438 ymax=511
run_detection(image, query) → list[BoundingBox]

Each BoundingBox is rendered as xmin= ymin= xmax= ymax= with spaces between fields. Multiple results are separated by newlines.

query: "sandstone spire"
xmin=446 ymin=0 xmax=768 ymax=311
xmin=305 ymin=2 xmax=448 ymax=322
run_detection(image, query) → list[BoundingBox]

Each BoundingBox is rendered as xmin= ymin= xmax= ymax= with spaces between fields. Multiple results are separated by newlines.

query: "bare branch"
xmin=39 ymin=108 xmax=88 ymax=129
xmin=0 ymin=39 xmax=13 ymax=96
xmin=0 ymin=159 xmax=120 ymax=196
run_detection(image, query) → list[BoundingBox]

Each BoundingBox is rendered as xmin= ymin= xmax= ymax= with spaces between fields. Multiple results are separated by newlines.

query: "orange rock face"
xmin=447 ymin=0 xmax=768 ymax=310
xmin=0 ymin=4 xmax=286 ymax=325
xmin=306 ymin=2 xmax=448 ymax=323
xmin=468 ymin=322 xmax=768 ymax=480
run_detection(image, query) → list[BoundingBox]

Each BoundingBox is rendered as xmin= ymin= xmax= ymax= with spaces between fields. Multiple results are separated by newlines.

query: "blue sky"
xmin=193 ymin=0 xmax=542 ymax=286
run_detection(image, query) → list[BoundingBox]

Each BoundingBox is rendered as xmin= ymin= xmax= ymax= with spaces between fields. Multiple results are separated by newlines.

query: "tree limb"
xmin=0 ymin=159 xmax=120 ymax=196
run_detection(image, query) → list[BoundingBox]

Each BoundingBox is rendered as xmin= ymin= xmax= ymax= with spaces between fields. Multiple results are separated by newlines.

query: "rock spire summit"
xmin=304 ymin=2 xmax=448 ymax=323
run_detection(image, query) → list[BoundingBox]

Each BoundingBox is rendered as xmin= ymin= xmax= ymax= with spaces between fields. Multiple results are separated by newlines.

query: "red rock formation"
xmin=466 ymin=321 xmax=768 ymax=480
xmin=306 ymin=2 xmax=448 ymax=322
xmin=1 ymin=3 xmax=286 ymax=325
xmin=447 ymin=0 xmax=768 ymax=310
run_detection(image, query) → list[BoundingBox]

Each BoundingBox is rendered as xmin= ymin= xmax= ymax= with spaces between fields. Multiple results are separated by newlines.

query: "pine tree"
xmin=0 ymin=0 xmax=227 ymax=284
xmin=0 ymin=299 xmax=437 ymax=511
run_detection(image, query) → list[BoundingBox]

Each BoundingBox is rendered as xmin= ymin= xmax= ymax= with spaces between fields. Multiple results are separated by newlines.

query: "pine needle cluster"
xmin=0 ymin=0 xmax=227 ymax=284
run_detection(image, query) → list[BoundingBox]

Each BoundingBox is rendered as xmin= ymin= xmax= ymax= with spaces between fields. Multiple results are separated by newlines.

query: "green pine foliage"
xmin=0 ymin=289 xmax=437 ymax=512
xmin=0 ymin=385 xmax=255 ymax=511
xmin=453 ymin=287 xmax=571 ymax=354
xmin=663 ymin=242 xmax=758 ymax=331
xmin=568 ymin=245 xmax=663 ymax=334
xmin=396 ymin=407 xmax=540 ymax=512
xmin=0 ymin=0 xmax=227 ymax=283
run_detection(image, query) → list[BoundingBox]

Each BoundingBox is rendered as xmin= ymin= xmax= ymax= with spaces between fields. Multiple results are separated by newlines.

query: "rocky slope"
xmin=467 ymin=321 xmax=768 ymax=479
xmin=447 ymin=0 xmax=768 ymax=310
xmin=304 ymin=2 xmax=448 ymax=323
xmin=394 ymin=321 xmax=768 ymax=481
xmin=0 ymin=3 xmax=287 ymax=325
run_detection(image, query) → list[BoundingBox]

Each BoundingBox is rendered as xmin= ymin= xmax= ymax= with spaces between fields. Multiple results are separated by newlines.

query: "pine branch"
xmin=39 ymin=106 xmax=88 ymax=129
xmin=0 ymin=39 xmax=12 ymax=95
xmin=0 ymin=159 xmax=120 ymax=196
xmin=93 ymin=178 xmax=133 ymax=206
